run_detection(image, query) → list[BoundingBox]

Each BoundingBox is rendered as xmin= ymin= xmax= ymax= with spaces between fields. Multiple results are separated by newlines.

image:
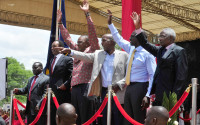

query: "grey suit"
xmin=72 ymin=49 xmax=128 ymax=125
xmin=17 ymin=73 xmax=49 ymax=124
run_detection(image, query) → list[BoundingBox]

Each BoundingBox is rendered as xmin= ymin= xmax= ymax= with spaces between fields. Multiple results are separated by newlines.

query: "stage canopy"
xmin=0 ymin=0 xmax=200 ymax=43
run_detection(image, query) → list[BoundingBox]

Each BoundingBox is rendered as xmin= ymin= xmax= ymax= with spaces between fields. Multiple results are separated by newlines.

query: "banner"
xmin=122 ymin=0 xmax=142 ymax=41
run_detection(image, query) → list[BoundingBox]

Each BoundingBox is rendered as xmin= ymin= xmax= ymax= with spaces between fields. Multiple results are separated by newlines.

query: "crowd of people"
xmin=2 ymin=0 xmax=192 ymax=125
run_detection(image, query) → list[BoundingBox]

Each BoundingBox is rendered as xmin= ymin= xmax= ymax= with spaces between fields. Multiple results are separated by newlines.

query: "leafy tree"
xmin=0 ymin=57 xmax=33 ymax=106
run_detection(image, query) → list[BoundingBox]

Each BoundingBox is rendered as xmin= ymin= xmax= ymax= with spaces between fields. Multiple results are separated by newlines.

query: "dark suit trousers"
xmin=71 ymin=83 xmax=94 ymax=125
xmin=101 ymin=87 xmax=123 ymax=125
xmin=123 ymin=82 xmax=148 ymax=125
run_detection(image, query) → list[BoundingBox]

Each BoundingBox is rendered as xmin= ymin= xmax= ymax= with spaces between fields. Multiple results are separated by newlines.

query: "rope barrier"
xmin=179 ymin=109 xmax=200 ymax=121
xmin=82 ymin=96 xmax=108 ymax=125
xmin=16 ymin=99 xmax=26 ymax=109
xmin=112 ymin=93 xmax=143 ymax=125
xmin=169 ymin=85 xmax=191 ymax=117
xmin=52 ymin=92 xmax=59 ymax=109
xmin=29 ymin=97 xmax=47 ymax=125
xmin=13 ymin=98 xmax=25 ymax=125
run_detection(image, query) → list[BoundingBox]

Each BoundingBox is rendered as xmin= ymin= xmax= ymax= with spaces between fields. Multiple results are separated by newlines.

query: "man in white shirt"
xmin=107 ymin=10 xmax=156 ymax=124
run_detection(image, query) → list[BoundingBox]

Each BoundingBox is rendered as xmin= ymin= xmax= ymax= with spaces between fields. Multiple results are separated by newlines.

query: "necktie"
xmin=161 ymin=48 xmax=167 ymax=57
xmin=29 ymin=75 xmax=38 ymax=101
xmin=125 ymin=49 xmax=136 ymax=85
xmin=51 ymin=56 xmax=57 ymax=74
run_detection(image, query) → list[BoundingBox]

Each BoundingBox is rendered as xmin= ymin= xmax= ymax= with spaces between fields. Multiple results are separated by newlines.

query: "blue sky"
xmin=0 ymin=24 xmax=81 ymax=70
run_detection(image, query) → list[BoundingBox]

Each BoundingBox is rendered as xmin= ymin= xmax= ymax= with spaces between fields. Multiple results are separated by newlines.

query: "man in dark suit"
xmin=50 ymin=40 xmax=73 ymax=125
xmin=131 ymin=12 xmax=188 ymax=106
xmin=14 ymin=62 xmax=49 ymax=124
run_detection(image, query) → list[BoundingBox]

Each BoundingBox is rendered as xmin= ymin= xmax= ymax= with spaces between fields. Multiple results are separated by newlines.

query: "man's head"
xmin=101 ymin=34 xmax=116 ymax=54
xmin=158 ymin=28 xmax=176 ymax=47
xmin=144 ymin=106 xmax=169 ymax=125
xmin=56 ymin=103 xmax=77 ymax=125
xmin=32 ymin=62 xmax=43 ymax=76
xmin=51 ymin=40 xmax=64 ymax=55
xmin=77 ymin=35 xmax=90 ymax=52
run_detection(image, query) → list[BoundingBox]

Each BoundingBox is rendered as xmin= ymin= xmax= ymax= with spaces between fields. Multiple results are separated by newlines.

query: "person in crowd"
xmin=57 ymin=33 xmax=128 ymax=125
xmin=0 ymin=108 xmax=6 ymax=125
xmin=144 ymin=106 xmax=169 ymax=125
xmin=107 ymin=10 xmax=156 ymax=124
xmin=131 ymin=11 xmax=188 ymax=106
xmin=57 ymin=0 xmax=100 ymax=124
xmin=56 ymin=103 xmax=77 ymax=125
xmin=13 ymin=62 xmax=49 ymax=124
xmin=49 ymin=40 xmax=73 ymax=125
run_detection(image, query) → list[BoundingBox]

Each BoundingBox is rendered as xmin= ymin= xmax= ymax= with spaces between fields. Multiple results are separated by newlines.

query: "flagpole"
xmin=55 ymin=0 xmax=61 ymax=40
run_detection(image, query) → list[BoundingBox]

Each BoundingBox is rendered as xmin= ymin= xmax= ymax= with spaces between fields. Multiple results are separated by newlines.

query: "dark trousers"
xmin=71 ymin=83 xmax=94 ymax=125
xmin=123 ymin=82 xmax=148 ymax=125
xmin=101 ymin=87 xmax=124 ymax=125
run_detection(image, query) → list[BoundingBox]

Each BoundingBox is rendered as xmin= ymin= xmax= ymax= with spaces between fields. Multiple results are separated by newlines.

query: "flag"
xmin=44 ymin=0 xmax=68 ymax=75
xmin=122 ymin=0 xmax=142 ymax=41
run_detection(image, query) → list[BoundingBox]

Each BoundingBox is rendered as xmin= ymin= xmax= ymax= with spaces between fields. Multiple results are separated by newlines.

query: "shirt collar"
xmin=135 ymin=46 xmax=143 ymax=51
xmin=166 ymin=43 xmax=174 ymax=50
xmin=104 ymin=50 xmax=115 ymax=56
xmin=35 ymin=72 xmax=43 ymax=78
xmin=55 ymin=53 xmax=62 ymax=58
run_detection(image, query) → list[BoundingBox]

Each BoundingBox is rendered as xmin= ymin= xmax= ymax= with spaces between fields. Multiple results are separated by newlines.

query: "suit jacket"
xmin=49 ymin=54 xmax=73 ymax=104
xmin=136 ymin=32 xmax=188 ymax=102
xmin=17 ymin=73 xmax=49 ymax=115
xmin=72 ymin=50 xmax=129 ymax=104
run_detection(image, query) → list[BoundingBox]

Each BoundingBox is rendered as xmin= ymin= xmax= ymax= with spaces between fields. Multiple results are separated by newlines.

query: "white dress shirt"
xmin=52 ymin=53 xmax=62 ymax=71
xmin=108 ymin=23 xmax=156 ymax=97
xmin=101 ymin=52 xmax=115 ymax=88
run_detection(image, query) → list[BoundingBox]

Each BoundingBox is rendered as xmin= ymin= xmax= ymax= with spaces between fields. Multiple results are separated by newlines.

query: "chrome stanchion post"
xmin=191 ymin=78 xmax=197 ymax=125
xmin=9 ymin=90 xmax=14 ymax=125
xmin=47 ymin=88 xmax=52 ymax=125
xmin=107 ymin=85 xmax=112 ymax=125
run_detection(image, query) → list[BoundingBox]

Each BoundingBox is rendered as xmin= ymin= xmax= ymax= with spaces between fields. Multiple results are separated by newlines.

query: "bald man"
xmin=144 ymin=106 xmax=169 ymax=125
xmin=56 ymin=103 xmax=77 ymax=125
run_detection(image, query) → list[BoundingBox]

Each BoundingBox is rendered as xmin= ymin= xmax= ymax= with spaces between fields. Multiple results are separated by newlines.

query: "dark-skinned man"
xmin=144 ymin=106 xmax=169 ymax=125
xmin=56 ymin=34 xmax=128 ymax=125
xmin=56 ymin=103 xmax=77 ymax=125
xmin=50 ymin=40 xmax=73 ymax=125
xmin=14 ymin=62 xmax=49 ymax=125
xmin=57 ymin=0 xmax=100 ymax=124
xmin=107 ymin=10 xmax=156 ymax=124
xmin=131 ymin=11 xmax=188 ymax=106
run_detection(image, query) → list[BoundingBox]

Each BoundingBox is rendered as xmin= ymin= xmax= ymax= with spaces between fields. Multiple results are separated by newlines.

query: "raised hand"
xmin=57 ymin=10 xmax=62 ymax=23
xmin=130 ymin=11 xmax=140 ymax=29
xmin=80 ymin=0 xmax=89 ymax=13
xmin=107 ymin=9 xmax=112 ymax=25
xmin=54 ymin=47 xmax=72 ymax=54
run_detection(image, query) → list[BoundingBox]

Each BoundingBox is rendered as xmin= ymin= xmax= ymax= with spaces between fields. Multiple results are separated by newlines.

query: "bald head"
xmin=56 ymin=103 xmax=77 ymax=125
xmin=144 ymin=106 xmax=169 ymax=125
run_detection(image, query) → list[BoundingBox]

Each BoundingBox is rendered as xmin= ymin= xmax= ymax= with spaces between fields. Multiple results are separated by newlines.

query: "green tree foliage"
xmin=0 ymin=57 xmax=33 ymax=106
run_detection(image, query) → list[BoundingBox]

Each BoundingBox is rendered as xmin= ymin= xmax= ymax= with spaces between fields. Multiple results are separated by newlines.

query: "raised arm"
xmin=107 ymin=9 xmax=131 ymax=53
xmin=131 ymin=11 xmax=160 ymax=56
xmin=57 ymin=10 xmax=78 ymax=50
xmin=80 ymin=0 xmax=100 ymax=51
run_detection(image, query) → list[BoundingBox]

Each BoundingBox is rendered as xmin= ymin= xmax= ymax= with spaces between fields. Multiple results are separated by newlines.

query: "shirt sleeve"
xmin=86 ymin=16 xmax=100 ymax=51
xmin=108 ymin=23 xmax=131 ymax=53
xmin=145 ymin=53 xmax=156 ymax=97
xmin=59 ymin=24 xmax=78 ymax=50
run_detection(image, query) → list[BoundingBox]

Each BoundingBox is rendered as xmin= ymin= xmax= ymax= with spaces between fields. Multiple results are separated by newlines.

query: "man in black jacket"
xmin=14 ymin=62 xmax=49 ymax=124
xmin=49 ymin=40 xmax=73 ymax=125
xmin=131 ymin=12 xmax=188 ymax=106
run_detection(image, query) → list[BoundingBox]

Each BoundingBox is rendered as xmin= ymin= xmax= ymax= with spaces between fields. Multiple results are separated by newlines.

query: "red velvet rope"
xmin=16 ymin=99 xmax=26 ymax=109
xmin=52 ymin=96 xmax=59 ymax=109
xmin=113 ymin=95 xmax=143 ymax=125
xmin=29 ymin=97 xmax=47 ymax=125
xmin=13 ymin=99 xmax=25 ymax=125
xmin=82 ymin=97 xmax=108 ymax=125
xmin=179 ymin=108 xmax=200 ymax=121
xmin=169 ymin=91 xmax=189 ymax=117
